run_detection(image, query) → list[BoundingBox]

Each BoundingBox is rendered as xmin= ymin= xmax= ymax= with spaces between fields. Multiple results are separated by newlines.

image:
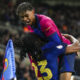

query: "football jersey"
xmin=27 ymin=14 xmax=71 ymax=80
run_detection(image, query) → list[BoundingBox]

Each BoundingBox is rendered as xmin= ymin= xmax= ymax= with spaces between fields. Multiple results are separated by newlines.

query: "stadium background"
xmin=0 ymin=0 xmax=80 ymax=80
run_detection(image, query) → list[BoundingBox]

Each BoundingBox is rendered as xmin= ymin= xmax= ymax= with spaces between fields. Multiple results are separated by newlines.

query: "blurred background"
xmin=0 ymin=0 xmax=80 ymax=80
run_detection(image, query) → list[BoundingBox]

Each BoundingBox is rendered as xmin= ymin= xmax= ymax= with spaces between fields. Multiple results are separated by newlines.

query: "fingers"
xmin=66 ymin=42 xmax=80 ymax=53
xmin=62 ymin=34 xmax=70 ymax=38
xmin=73 ymin=47 xmax=80 ymax=52
xmin=72 ymin=42 xmax=80 ymax=52
xmin=68 ymin=47 xmax=80 ymax=53
xmin=73 ymin=41 xmax=79 ymax=46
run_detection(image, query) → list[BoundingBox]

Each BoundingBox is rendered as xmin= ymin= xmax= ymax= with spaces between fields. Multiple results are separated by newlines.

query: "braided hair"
xmin=20 ymin=33 xmax=47 ymax=61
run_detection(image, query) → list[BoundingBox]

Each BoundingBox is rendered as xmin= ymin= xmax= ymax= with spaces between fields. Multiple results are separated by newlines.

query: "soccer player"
xmin=19 ymin=33 xmax=79 ymax=80
xmin=16 ymin=2 xmax=80 ymax=80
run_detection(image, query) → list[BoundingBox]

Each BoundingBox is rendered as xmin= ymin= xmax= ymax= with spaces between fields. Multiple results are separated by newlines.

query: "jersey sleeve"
xmin=41 ymin=20 xmax=56 ymax=37
xmin=41 ymin=20 xmax=67 ymax=56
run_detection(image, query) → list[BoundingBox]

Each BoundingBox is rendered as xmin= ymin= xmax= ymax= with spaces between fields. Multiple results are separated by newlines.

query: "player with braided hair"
xmin=17 ymin=32 xmax=79 ymax=80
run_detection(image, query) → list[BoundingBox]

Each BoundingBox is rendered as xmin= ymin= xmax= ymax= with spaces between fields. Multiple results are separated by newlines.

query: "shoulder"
xmin=37 ymin=14 xmax=56 ymax=30
xmin=37 ymin=14 xmax=53 ymax=27
xmin=37 ymin=14 xmax=52 ymax=23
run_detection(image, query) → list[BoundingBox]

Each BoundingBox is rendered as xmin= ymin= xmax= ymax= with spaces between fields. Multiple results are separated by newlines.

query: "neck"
xmin=32 ymin=15 xmax=36 ymax=26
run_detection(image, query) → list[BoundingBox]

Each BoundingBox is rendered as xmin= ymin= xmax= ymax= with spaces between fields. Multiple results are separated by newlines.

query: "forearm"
xmin=41 ymin=32 xmax=67 ymax=55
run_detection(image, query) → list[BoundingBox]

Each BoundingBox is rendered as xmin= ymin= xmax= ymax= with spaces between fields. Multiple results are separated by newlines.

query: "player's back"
xmin=37 ymin=14 xmax=71 ymax=44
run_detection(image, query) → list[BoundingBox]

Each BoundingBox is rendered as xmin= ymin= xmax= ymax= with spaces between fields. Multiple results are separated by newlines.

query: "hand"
xmin=66 ymin=41 xmax=80 ymax=54
xmin=62 ymin=34 xmax=79 ymax=43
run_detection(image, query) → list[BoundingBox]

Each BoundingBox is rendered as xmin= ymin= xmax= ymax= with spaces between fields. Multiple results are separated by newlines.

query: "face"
xmin=19 ymin=10 xmax=35 ymax=25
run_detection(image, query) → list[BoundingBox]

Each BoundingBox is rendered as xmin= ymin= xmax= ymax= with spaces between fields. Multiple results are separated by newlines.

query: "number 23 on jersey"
xmin=32 ymin=60 xmax=53 ymax=80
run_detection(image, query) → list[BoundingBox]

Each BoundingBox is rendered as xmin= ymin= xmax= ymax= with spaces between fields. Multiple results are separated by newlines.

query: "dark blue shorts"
xmin=59 ymin=53 xmax=76 ymax=73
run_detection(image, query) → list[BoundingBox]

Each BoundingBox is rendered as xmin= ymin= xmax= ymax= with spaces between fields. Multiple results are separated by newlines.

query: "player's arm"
xmin=61 ymin=34 xmax=80 ymax=54
xmin=41 ymin=32 xmax=80 ymax=55
xmin=65 ymin=41 xmax=80 ymax=54
xmin=41 ymin=21 xmax=80 ymax=55
xmin=62 ymin=34 xmax=79 ymax=43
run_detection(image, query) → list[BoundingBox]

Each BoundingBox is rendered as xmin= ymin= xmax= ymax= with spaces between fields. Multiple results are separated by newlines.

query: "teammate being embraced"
xmin=19 ymin=33 xmax=79 ymax=80
xmin=16 ymin=2 xmax=80 ymax=80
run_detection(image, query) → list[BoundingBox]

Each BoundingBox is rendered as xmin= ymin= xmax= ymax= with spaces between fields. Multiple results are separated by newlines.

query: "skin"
xmin=19 ymin=9 xmax=80 ymax=53
xmin=19 ymin=10 xmax=35 ymax=25
xmin=60 ymin=72 xmax=72 ymax=80
xmin=18 ymin=9 xmax=80 ymax=80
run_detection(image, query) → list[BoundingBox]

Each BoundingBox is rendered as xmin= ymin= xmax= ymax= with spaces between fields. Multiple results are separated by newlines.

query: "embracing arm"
xmin=41 ymin=32 xmax=80 ymax=55
xmin=62 ymin=34 xmax=80 ymax=54
xmin=41 ymin=20 xmax=80 ymax=55
xmin=66 ymin=41 xmax=80 ymax=54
